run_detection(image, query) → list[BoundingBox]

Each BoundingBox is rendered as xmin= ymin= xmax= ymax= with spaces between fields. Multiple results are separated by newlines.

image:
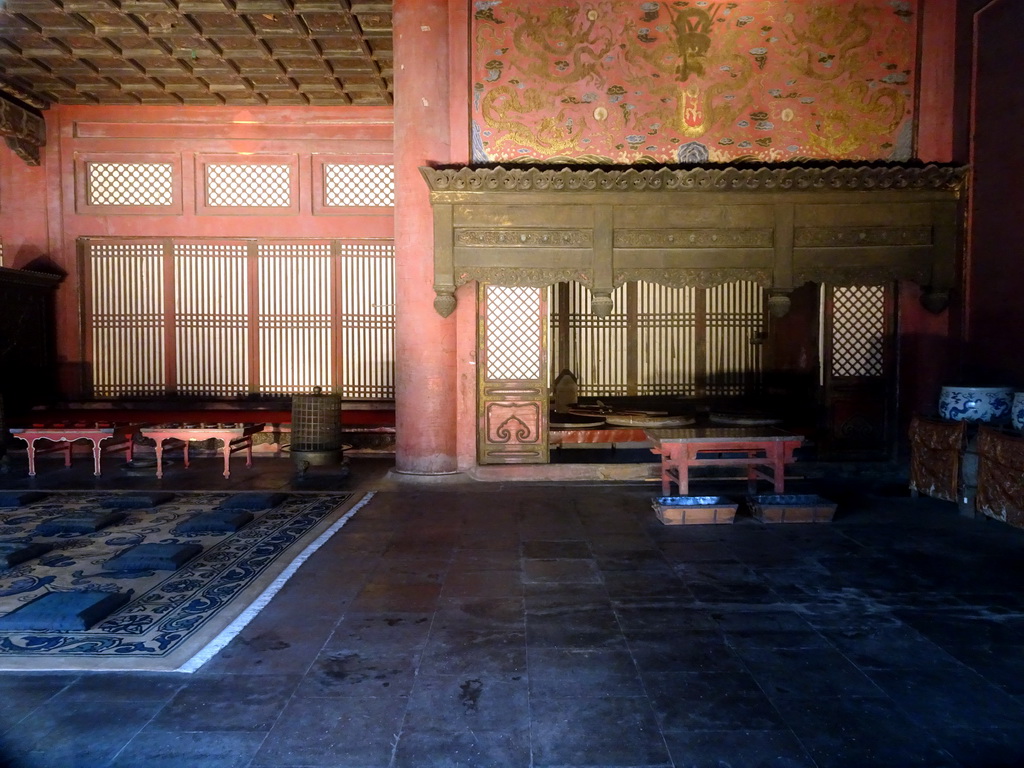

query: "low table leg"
xmin=18 ymin=438 xmax=37 ymax=477
xmin=155 ymin=441 xmax=165 ymax=479
xmin=91 ymin=440 xmax=103 ymax=476
xmin=222 ymin=445 xmax=231 ymax=479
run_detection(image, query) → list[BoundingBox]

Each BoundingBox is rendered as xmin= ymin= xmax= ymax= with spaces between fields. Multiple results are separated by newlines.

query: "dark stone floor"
xmin=0 ymin=451 xmax=1023 ymax=767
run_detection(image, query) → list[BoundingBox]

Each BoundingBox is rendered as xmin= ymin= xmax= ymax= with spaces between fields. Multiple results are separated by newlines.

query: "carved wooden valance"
xmin=421 ymin=164 xmax=968 ymax=317
xmin=0 ymin=96 xmax=45 ymax=166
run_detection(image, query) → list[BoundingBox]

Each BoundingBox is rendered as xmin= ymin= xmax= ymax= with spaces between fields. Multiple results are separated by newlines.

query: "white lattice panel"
xmin=486 ymin=286 xmax=543 ymax=381
xmin=324 ymin=164 xmax=395 ymax=207
xmin=637 ymin=282 xmax=698 ymax=396
xmin=257 ymin=243 xmax=333 ymax=394
xmin=831 ymin=285 xmax=886 ymax=377
xmin=87 ymin=163 xmax=174 ymax=206
xmin=339 ymin=245 xmax=395 ymax=399
xmin=173 ymin=243 xmax=249 ymax=395
xmin=88 ymin=242 xmax=166 ymax=396
xmin=551 ymin=282 xmax=629 ymax=397
xmin=707 ymin=281 xmax=766 ymax=395
xmin=206 ymin=164 xmax=291 ymax=207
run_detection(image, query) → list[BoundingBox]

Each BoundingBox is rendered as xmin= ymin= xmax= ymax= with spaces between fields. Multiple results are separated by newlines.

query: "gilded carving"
xmin=908 ymin=416 xmax=966 ymax=503
xmin=422 ymin=165 xmax=968 ymax=195
xmin=614 ymin=268 xmax=772 ymax=289
xmin=793 ymin=264 xmax=928 ymax=286
xmin=794 ymin=226 xmax=932 ymax=248
xmin=454 ymin=267 xmax=590 ymax=289
xmin=615 ymin=229 xmax=773 ymax=248
xmin=456 ymin=229 xmax=593 ymax=247
xmin=977 ymin=426 xmax=1024 ymax=528
xmin=0 ymin=97 xmax=45 ymax=166
xmin=485 ymin=401 xmax=542 ymax=445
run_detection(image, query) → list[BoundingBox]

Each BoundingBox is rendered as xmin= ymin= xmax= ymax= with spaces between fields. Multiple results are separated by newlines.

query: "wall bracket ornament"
xmin=0 ymin=96 xmax=45 ymax=166
xmin=422 ymin=164 xmax=967 ymax=317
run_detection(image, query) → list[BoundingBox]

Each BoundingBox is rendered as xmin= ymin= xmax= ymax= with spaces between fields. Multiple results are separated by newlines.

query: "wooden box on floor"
xmin=747 ymin=494 xmax=837 ymax=523
xmin=651 ymin=496 xmax=738 ymax=525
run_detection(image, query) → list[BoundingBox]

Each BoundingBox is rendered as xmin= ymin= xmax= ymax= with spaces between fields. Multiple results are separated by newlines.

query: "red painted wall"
xmin=0 ymin=150 xmax=49 ymax=269
xmin=0 ymin=105 xmax=394 ymax=399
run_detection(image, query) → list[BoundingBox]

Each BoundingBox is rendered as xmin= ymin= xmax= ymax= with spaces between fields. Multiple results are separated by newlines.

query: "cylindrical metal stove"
xmin=291 ymin=387 xmax=345 ymax=474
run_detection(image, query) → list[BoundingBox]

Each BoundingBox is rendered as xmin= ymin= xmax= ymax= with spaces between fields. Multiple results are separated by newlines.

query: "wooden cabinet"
xmin=0 ymin=266 xmax=62 ymax=437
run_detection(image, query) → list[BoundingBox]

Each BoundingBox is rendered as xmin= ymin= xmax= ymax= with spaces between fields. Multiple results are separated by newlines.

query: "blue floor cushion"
xmin=105 ymin=543 xmax=203 ymax=572
xmin=0 ymin=492 xmax=48 ymax=508
xmin=36 ymin=511 xmax=127 ymax=535
xmin=216 ymin=492 xmax=288 ymax=511
xmin=0 ymin=590 xmax=130 ymax=631
xmin=0 ymin=541 xmax=54 ymax=568
xmin=98 ymin=492 xmax=175 ymax=509
xmin=176 ymin=510 xmax=254 ymax=534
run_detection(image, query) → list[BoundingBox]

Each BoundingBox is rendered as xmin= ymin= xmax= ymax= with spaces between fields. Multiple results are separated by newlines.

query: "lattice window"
xmin=485 ymin=285 xmax=543 ymax=381
xmin=324 ymin=164 xmax=395 ymax=207
xmin=87 ymin=163 xmax=174 ymax=206
xmin=84 ymin=237 xmax=395 ymax=399
xmin=637 ymin=282 xmax=698 ymax=397
xmin=551 ymin=282 xmax=630 ymax=397
xmin=831 ymin=285 xmax=886 ymax=377
xmin=339 ymin=243 xmax=395 ymax=399
xmin=89 ymin=242 xmax=166 ymax=397
xmin=707 ymin=281 xmax=766 ymax=396
xmin=258 ymin=243 xmax=334 ymax=395
xmin=550 ymin=280 xmax=765 ymax=397
xmin=173 ymin=243 xmax=249 ymax=396
xmin=206 ymin=164 xmax=291 ymax=207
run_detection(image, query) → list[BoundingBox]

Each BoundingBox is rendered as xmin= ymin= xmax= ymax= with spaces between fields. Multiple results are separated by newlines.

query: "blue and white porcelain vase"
xmin=1012 ymin=392 xmax=1024 ymax=431
xmin=938 ymin=386 xmax=1013 ymax=423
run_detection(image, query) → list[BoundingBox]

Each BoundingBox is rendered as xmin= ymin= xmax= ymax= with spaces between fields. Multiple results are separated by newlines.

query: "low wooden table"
xmin=9 ymin=424 xmax=136 ymax=477
xmin=646 ymin=426 xmax=804 ymax=495
xmin=139 ymin=423 xmax=264 ymax=479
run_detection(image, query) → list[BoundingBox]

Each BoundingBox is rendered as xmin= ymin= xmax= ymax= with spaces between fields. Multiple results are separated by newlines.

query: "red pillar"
xmin=392 ymin=0 xmax=459 ymax=474
xmin=896 ymin=0 xmax=960 ymax=433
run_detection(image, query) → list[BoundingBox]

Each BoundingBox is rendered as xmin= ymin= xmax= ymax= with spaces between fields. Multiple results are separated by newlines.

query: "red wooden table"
xmin=139 ymin=423 xmax=264 ymax=479
xmin=9 ymin=424 xmax=136 ymax=477
xmin=645 ymin=426 xmax=804 ymax=495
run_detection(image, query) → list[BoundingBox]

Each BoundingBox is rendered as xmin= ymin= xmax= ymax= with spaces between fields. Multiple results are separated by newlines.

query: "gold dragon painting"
xmin=472 ymin=0 xmax=918 ymax=163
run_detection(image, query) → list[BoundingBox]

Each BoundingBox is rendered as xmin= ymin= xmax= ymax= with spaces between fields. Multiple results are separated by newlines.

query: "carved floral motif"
xmin=794 ymin=226 xmax=933 ymax=248
xmin=614 ymin=268 xmax=772 ymax=289
xmin=455 ymin=229 xmax=593 ymax=247
xmin=455 ymin=267 xmax=590 ymax=288
xmin=792 ymin=264 xmax=928 ymax=286
xmin=422 ymin=164 xmax=968 ymax=195
xmin=485 ymin=401 xmax=542 ymax=445
xmin=615 ymin=228 xmax=773 ymax=248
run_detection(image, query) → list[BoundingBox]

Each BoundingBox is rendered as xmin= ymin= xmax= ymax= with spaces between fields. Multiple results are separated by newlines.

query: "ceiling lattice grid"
xmin=0 ymin=0 xmax=392 ymax=108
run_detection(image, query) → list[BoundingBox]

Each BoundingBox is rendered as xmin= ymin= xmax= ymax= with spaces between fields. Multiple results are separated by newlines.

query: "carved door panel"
xmin=478 ymin=284 xmax=549 ymax=464
xmin=820 ymin=284 xmax=896 ymax=459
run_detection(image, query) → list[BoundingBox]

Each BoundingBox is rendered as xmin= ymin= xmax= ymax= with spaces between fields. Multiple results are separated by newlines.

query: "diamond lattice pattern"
xmin=831 ymin=285 xmax=886 ymax=377
xmin=87 ymin=163 xmax=174 ymax=206
xmin=324 ymin=165 xmax=395 ymax=207
xmin=486 ymin=286 xmax=542 ymax=381
xmin=206 ymin=164 xmax=291 ymax=207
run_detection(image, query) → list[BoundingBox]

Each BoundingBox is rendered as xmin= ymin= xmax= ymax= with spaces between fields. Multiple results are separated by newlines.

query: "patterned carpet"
xmin=0 ymin=490 xmax=370 ymax=672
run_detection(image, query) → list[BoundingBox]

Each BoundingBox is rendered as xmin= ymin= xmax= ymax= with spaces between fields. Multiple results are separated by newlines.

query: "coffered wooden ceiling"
xmin=0 ymin=0 xmax=393 ymax=109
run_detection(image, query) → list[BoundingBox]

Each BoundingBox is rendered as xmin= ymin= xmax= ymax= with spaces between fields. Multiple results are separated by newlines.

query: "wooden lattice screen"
xmin=82 ymin=237 xmax=395 ymax=400
xmin=550 ymin=280 xmax=766 ymax=398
